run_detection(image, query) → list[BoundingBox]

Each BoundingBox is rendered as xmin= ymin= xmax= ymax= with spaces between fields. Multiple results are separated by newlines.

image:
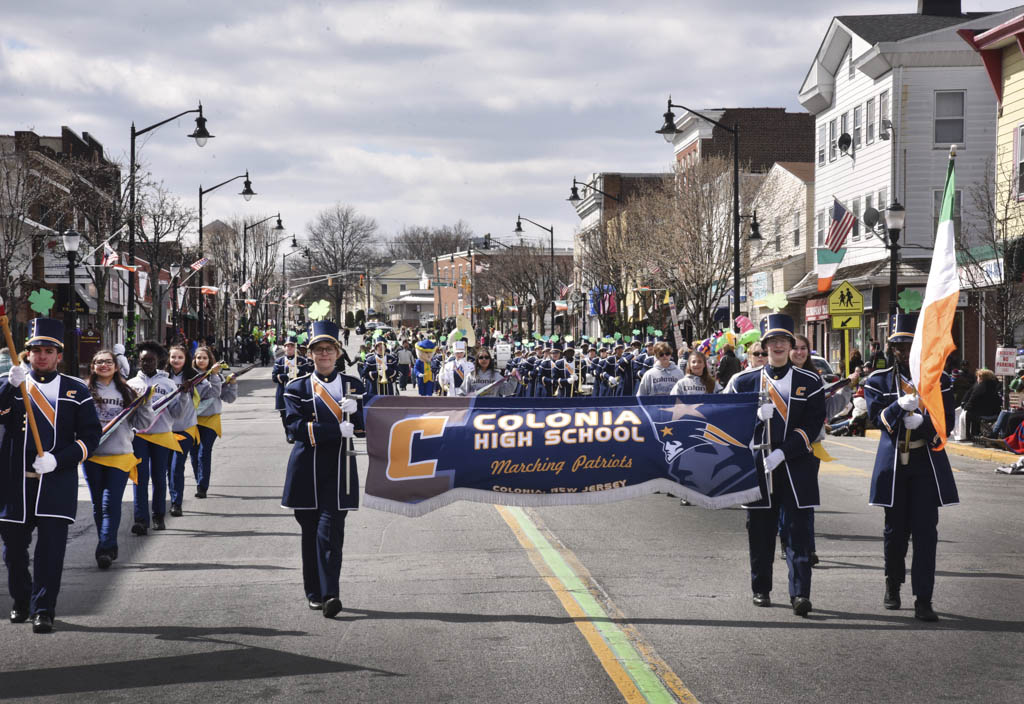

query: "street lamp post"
xmin=514 ymin=216 xmax=555 ymax=335
xmin=886 ymin=202 xmax=907 ymax=323
xmin=567 ymin=178 xmax=621 ymax=204
xmin=279 ymin=236 xmax=300 ymax=340
xmin=128 ymin=104 xmax=212 ymax=356
xmin=656 ymin=96 xmax=742 ymax=329
xmin=169 ymin=263 xmax=181 ymax=344
xmin=61 ymin=229 xmax=81 ymax=375
xmin=242 ymin=213 xmax=284 ymax=287
xmin=198 ymin=171 xmax=255 ymax=341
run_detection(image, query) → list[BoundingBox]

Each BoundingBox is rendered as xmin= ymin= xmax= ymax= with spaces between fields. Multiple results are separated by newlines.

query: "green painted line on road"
xmin=503 ymin=506 xmax=687 ymax=703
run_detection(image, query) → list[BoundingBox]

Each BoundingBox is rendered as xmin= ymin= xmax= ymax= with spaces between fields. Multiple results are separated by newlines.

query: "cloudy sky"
xmin=0 ymin=0 xmax=1001 ymax=249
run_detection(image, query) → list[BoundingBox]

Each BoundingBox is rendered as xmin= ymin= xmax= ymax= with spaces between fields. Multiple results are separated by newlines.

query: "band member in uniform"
xmin=166 ymin=345 xmax=209 ymax=517
xmin=83 ymin=349 xmax=154 ymax=569
xmin=440 ymin=340 xmax=474 ymax=396
xmin=0 ymin=318 xmax=101 ymax=633
xmin=189 ymin=346 xmax=237 ymax=499
xmin=413 ymin=339 xmax=438 ymax=396
xmin=282 ymin=321 xmax=364 ymax=618
xmin=272 ymin=337 xmax=311 ymax=443
xmin=366 ymin=340 xmax=399 ymax=397
xmin=863 ymin=312 xmax=958 ymax=622
xmin=556 ymin=344 xmax=581 ymax=397
xmin=130 ymin=341 xmax=186 ymax=534
xmin=726 ymin=314 xmax=824 ymax=617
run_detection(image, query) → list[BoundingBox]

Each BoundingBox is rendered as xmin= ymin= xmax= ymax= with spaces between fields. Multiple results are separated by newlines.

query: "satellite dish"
xmin=862 ymin=207 xmax=880 ymax=229
xmin=838 ymin=133 xmax=853 ymax=154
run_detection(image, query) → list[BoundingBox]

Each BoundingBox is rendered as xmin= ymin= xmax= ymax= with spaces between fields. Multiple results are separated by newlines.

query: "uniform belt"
xmin=25 ymin=471 xmax=40 ymax=479
xmin=905 ymin=439 xmax=927 ymax=450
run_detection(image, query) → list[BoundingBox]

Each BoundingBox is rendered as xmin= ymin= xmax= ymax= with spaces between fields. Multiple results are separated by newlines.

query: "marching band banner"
xmin=363 ymin=393 xmax=762 ymax=517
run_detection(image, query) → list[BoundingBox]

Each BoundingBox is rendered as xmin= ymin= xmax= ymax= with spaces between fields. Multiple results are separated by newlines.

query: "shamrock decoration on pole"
xmin=763 ymin=292 xmax=789 ymax=314
xmin=28 ymin=289 xmax=56 ymax=316
xmin=307 ymin=299 xmax=331 ymax=321
xmin=897 ymin=289 xmax=923 ymax=313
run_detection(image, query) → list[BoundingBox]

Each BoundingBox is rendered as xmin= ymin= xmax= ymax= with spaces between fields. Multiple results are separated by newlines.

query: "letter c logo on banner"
xmin=386 ymin=416 xmax=448 ymax=480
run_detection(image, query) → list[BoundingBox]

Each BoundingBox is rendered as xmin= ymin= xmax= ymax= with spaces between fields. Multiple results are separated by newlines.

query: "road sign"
xmin=995 ymin=347 xmax=1016 ymax=376
xmin=831 ymin=315 xmax=861 ymax=330
xmin=828 ymin=281 xmax=863 ymax=316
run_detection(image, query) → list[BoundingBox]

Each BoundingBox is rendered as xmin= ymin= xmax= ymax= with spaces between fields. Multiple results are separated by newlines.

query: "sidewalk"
xmin=863 ymin=428 xmax=1014 ymax=463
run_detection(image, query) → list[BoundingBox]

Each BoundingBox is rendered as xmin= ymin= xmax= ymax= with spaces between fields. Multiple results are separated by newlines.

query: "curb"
xmin=863 ymin=429 xmax=1014 ymax=463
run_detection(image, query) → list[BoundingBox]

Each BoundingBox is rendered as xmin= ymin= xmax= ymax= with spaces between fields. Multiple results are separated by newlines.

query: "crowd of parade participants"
xmin=0 ymin=310 xmax=957 ymax=632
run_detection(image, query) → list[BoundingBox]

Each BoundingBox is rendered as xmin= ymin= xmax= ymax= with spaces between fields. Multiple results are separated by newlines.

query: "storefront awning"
xmin=787 ymin=257 xmax=931 ymax=301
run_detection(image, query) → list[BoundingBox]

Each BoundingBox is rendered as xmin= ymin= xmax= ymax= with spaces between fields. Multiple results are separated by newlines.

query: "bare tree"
xmin=303 ymin=204 xmax=379 ymax=319
xmin=0 ymin=152 xmax=49 ymax=335
xmin=386 ymin=221 xmax=474 ymax=270
xmin=474 ymin=244 xmax=573 ymax=335
xmin=615 ymin=157 xmax=763 ymax=339
xmin=136 ymin=184 xmax=193 ymax=343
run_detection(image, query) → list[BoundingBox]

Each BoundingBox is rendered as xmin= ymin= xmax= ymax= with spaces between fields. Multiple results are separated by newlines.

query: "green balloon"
xmin=533 ymin=332 xmax=542 ymax=339
xmin=632 ymin=329 xmax=640 ymax=335
xmin=564 ymin=335 xmax=574 ymax=342
xmin=550 ymin=334 xmax=559 ymax=342
xmin=646 ymin=325 xmax=656 ymax=334
xmin=613 ymin=332 xmax=622 ymax=340
xmin=440 ymin=335 xmax=448 ymax=342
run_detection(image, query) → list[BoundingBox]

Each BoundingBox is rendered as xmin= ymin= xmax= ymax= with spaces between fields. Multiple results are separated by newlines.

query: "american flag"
xmin=101 ymin=243 xmax=119 ymax=267
xmin=558 ymin=281 xmax=573 ymax=298
xmin=239 ymin=279 xmax=251 ymax=293
xmin=200 ymin=285 xmax=219 ymax=295
xmin=190 ymin=257 xmax=210 ymax=271
xmin=825 ymin=198 xmax=856 ymax=253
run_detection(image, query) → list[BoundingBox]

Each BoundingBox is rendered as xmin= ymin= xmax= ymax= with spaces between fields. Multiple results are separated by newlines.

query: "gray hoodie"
xmin=92 ymin=378 xmax=156 ymax=457
xmin=196 ymin=371 xmax=238 ymax=416
xmin=636 ymin=363 xmax=686 ymax=396
xmin=166 ymin=369 xmax=210 ymax=431
xmin=132 ymin=370 xmax=186 ymax=436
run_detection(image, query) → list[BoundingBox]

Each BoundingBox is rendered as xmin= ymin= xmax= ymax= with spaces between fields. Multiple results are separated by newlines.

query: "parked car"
xmin=810 ymin=355 xmax=840 ymax=383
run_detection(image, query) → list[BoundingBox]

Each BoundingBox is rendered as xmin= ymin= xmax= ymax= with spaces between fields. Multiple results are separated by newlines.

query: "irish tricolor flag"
xmin=816 ymin=247 xmax=846 ymax=292
xmin=909 ymin=151 xmax=959 ymax=449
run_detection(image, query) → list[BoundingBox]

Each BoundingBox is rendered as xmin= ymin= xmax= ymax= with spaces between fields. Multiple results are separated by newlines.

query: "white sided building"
xmin=794 ymin=0 xmax=1022 ymax=365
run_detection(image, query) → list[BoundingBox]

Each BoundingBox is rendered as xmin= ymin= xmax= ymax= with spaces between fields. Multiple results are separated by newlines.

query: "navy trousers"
xmin=883 ymin=450 xmax=940 ymax=601
xmin=188 ymin=425 xmax=219 ymax=492
xmin=747 ymin=483 xmax=813 ymax=599
xmin=133 ymin=437 xmax=172 ymax=524
xmin=169 ymin=431 xmax=195 ymax=508
xmin=294 ymin=509 xmax=348 ymax=602
xmin=82 ymin=461 xmax=130 ymax=557
xmin=0 ymin=480 xmax=70 ymax=617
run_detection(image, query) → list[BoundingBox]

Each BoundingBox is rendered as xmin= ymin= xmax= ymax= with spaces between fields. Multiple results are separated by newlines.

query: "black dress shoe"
xmin=130 ymin=522 xmax=147 ymax=536
xmin=308 ymin=599 xmax=323 ymax=610
xmin=752 ymin=593 xmax=771 ymax=607
xmin=914 ymin=600 xmax=939 ymax=622
xmin=152 ymin=515 xmax=166 ymax=531
xmin=31 ymin=614 xmax=53 ymax=633
xmin=96 ymin=554 xmax=112 ymax=570
xmin=810 ymin=552 xmax=820 ymax=567
xmin=10 ymin=604 xmax=29 ymax=623
xmin=791 ymin=596 xmax=812 ymax=617
xmin=322 ymin=597 xmax=343 ymax=618
xmin=195 ymin=489 xmax=207 ymax=499
xmin=169 ymin=504 xmax=182 ymax=517
xmin=884 ymin=578 xmax=901 ymax=610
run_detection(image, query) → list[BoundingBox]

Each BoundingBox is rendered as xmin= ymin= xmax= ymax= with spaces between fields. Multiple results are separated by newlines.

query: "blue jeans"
xmin=188 ymin=425 xmax=219 ymax=492
xmin=82 ymin=461 xmax=130 ymax=556
xmin=133 ymin=437 xmax=171 ymax=524
xmin=169 ymin=431 xmax=196 ymax=507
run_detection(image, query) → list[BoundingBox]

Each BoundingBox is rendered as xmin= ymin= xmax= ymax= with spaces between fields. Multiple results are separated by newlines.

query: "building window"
xmin=400 ymin=283 xmax=407 ymax=291
xmin=792 ymin=211 xmax=801 ymax=247
xmin=816 ymin=211 xmax=825 ymax=246
xmin=879 ymin=90 xmax=889 ymax=124
xmin=864 ymin=194 xmax=874 ymax=237
xmin=851 ymin=197 xmax=861 ymax=241
xmin=935 ymin=91 xmax=965 ymax=144
xmin=1017 ymin=125 xmax=1024 ymax=194
xmin=853 ymin=106 xmax=862 ymax=148
xmin=933 ymin=188 xmax=962 ymax=238
xmin=829 ymin=119 xmax=837 ymax=161
xmin=841 ymin=113 xmax=849 ymax=146
xmin=878 ymin=187 xmax=887 ymax=210
xmin=380 ymin=283 xmax=388 ymax=295
xmin=866 ymin=98 xmax=876 ymax=144
xmin=817 ymin=124 xmax=826 ymax=165
xmin=849 ymin=51 xmax=856 ymax=80
xmin=774 ymin=217 xmax=781 ymax=252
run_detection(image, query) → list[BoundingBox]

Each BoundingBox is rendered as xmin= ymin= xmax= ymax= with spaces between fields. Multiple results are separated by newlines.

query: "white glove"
xmin=763 ymin=449 xmax=785 ymax=473
xmin=757 ymin=403 xmax=775 ymax=421
xmin=568 ymin=375 xmax=577 ymax=383
xmin=32 ymin=452 xmax=57 ymax=474
xmin=903 ymin=412 xmax=924 ymax=430
xmin=339 ymin=421 xmax=354 ymax=438
xmin=341 ymin=398 xmax=358 ymax=414
xmin=608 ymin=377 xmax=620 ymax=387
xmin=8 ymin=365 xmax=27 ymax=387
xmin=898 ymin=394 xmax=919 ymax=412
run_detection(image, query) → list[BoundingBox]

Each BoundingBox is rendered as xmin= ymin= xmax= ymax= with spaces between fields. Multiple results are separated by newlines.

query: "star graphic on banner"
xmin=667 ymin=400 xmax=706 ymax=421
xmin=660 ymin=426 xmax=673 ymax=437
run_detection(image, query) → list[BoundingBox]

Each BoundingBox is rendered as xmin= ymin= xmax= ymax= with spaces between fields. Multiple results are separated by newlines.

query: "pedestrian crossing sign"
xmin=828 ymin=281 xmax=863 ymax=316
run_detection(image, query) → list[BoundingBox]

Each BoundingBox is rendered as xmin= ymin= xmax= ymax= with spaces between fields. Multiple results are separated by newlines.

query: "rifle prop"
xmin=98 ymin=386 xmax=155 ymax=446
xmin=0 ymin=298 xmax=43 ymax=458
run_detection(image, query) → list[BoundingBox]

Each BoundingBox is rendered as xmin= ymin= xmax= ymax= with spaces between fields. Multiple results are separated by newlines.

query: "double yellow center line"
xmin=497 ymin=505 xmax=698 ymax=704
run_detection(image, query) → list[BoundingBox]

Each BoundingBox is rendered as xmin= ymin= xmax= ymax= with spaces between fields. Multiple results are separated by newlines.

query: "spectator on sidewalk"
xmin=963 ymin=368 xmax=1002 ymax=440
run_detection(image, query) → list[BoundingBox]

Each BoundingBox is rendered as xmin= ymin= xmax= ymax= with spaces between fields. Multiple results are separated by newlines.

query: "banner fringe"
xmin=363 ymin=480 xmax=763 ymax=517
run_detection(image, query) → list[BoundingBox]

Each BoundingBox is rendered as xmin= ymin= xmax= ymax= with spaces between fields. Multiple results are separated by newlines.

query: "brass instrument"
xmin=757 ymin=369 xmax=774 ymax=496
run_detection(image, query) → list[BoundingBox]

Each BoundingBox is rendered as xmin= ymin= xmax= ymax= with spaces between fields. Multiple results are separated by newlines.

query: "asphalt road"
xmin=0 ymin=352 xmax=1021 ymax=703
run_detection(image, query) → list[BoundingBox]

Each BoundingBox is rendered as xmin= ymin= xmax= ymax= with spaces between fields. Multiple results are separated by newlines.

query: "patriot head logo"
xmin=645 ymin=400 xmax=756 ymax=497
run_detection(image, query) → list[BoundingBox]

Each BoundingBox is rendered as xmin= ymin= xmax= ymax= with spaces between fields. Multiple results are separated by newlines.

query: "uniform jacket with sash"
xmin=282 ymin=371 xmax=365 ymax=511
xmin=863 ymin=366 xmax=958 ymax=507
xmin=364 ymin=353 xmax=400 ymax=396
xmin=728 ymin=363 xmax=825 ymax=509
xmin=0 ymin=372 xmax=101 ymax=522
xmin=272 ymin=354 xmax=312 ymax=410
xmin=440 ymin=357 xmax=475 ymax=397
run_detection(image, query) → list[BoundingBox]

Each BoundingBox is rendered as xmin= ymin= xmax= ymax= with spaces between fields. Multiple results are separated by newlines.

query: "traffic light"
xmin=360 ymin=274 xmax=365 ymax=286
xmin=328 ymin=277 xmax=333 ymax=287
xmin=483 ymin=233 xmax=491 ymax=249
